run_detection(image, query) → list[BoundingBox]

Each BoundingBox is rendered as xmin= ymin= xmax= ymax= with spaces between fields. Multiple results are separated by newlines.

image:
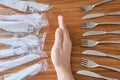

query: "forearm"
xmin=55 ymin=67 xmax=75 ymax=80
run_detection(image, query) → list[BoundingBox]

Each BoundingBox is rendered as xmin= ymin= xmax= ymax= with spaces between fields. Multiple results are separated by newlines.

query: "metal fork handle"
xmin=94 ymin=0 xmax=112 ymax=7
xmin=100 ymin=65 xmax=120 ymax=72
xmin=98 ymin=21 xmax=120 ymax=25
xmin=100 ymin=40 xmax=120 ymax=43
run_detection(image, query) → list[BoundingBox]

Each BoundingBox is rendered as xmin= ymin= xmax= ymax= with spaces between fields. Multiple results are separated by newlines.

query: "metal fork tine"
xmin=81 ymin=22 xmax=88 ymax=28
xmin=80 ymin=7 xmax=86 ymax=12
xmin=81 ymin=58 xmax=88 ymax=63
xmin=81 ymin=58 xmax=89 ymax=67
xmin=81 ymin=58 xmax=88 ymax=62
xmin=81 ymin=39 xmax=88 ymax=46
xmin=81 ymin=63 xmax=86 ymax=67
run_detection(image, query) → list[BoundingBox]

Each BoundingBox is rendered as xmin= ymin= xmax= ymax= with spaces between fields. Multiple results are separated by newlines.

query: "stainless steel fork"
xmin=81 ymin=39 xmax=120 ymax=47
xmin=80 ymin=0 xmax=112 ymax=12
xmin=81 ymin=58 xmax=120 ymax=72
xmin=81 ymin=21 xmax=120 ymax=28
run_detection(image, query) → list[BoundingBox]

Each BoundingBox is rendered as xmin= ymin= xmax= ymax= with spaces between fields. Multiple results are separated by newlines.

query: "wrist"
xmin=55 ymin=66 xmax=75 ymax=80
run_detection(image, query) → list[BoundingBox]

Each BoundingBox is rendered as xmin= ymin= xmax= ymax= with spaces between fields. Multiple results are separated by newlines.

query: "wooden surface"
xmin=0 ymin=0 xmax=120 ymax=80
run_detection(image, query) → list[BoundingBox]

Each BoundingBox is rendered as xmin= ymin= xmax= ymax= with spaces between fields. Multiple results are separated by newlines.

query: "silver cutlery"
xmin=82 ymin=50 xmax=120 ymax=60
xmin=81 ymin=58 xmax=120 ymax=72
xmin=82 ymin=11 xmax=120 ymax=20
xmin=82 ymin=21 xmax=120 ymax=28
xmin=80 ymin=0 xmax=112 ymax=12
xmin=83 ymin=30 xmax=120 ymax=36
xmin=81 ymin=39 xmax=120 ymax=47
xmin=76 ymin=70 xmax=118 ymax=80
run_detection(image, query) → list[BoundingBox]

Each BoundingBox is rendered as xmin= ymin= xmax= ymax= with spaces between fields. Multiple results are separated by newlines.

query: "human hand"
xmin=51 ymin=15 xmax=74 ymax=80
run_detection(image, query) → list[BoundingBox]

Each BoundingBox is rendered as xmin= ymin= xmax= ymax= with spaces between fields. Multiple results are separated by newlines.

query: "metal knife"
xmin=82 ymin=50 xmax=120 ymax=59
xmin=82 ymin=11 xmax=120 ymax=20
xmin=76 ymin=70 xmax=118 ymax=80
xmin=83 ymin=30 xmax=120 ymax=36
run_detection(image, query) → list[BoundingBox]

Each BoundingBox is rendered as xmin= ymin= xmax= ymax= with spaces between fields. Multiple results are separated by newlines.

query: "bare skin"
xmin=51 ymin=15 xmax=75 ymax=80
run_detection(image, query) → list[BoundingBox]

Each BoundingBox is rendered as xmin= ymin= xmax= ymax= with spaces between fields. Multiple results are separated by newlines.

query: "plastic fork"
xmin=81 ymin=58 xmax=120 ymax=72
xmin=80 ymin=0 xmax=112 ymax=12
xmin=81 ymin=39 xmax=120 ymax=47
xmin=81 ymin=21 xmax=120 ymax=28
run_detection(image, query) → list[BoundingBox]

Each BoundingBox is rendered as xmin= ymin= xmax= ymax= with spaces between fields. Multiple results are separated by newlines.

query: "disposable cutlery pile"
xmin=0 ymin=0 xmax=51 ymax=80
xmin=78 ymin=0 xmax=120 ymax=79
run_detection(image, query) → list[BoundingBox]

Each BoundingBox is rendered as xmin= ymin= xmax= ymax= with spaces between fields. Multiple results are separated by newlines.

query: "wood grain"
xmin=0 ymin=0 xmax=120 ymax=80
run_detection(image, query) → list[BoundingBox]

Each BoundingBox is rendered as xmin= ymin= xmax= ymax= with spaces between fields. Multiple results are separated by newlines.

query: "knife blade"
xmin=82 ymin=13 xmax=105 ymax=20
xmin=82 ymin=50 xmax=107 ymax=56
xmin=82 ymin=11 xmax=120 ymax=20
xmin=76 ymin=70 xmax=103 ymax=78
xmin=83 ymin=31 xmax=106 ymax=36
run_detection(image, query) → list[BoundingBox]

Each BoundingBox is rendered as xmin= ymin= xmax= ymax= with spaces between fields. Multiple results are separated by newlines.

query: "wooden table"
xmin=1 ymin=0 xmax=120 ymax=80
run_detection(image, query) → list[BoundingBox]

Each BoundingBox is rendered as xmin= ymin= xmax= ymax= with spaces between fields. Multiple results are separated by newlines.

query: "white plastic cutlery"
xmin=81 ymin=58 xmax=120 ymax=72
xmin=4 ymin=60 xmax=47 ymax=80
xmin=0 ymin=0 xmax=51 ymax=12
xmin=80 ymin=0 xmax=112 ymax=12
xmin=82 ymin=11 xmax=120 ymax=20
xmin=82 ymin=50 xmax=120 ymax=59
xmin=0 ymin=13 xmax=43 ymax=21
xmin=0 ymin=51 xmax=48 ymax=72
xmin=83 ymin=30 xmax=120 ymax=36
xmin=82 ymin=21 xmax=120 ymax=28
xmin=0 ymin=35 xmax=38 ymax=47
xmin=0 ymin=21 xmax=35 ymax=33
xmin=0 ymin=46 xmax=28 ymax=58
xmin=81 ymin=39 xmax=120 ymax=47
xmin=76 ymin=70 xmax=118 ymax=80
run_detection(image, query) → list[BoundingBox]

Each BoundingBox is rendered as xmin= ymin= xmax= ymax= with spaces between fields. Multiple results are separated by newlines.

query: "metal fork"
xmin=81 ymin=21 xmax=120 ymax=28
xmin=81 ymin=39 xmax=120 ymax=47
xmin=80 ymin=0 xmax=112 ymax=12
xmin=81 ymin=58 xmax=120 ymax=72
